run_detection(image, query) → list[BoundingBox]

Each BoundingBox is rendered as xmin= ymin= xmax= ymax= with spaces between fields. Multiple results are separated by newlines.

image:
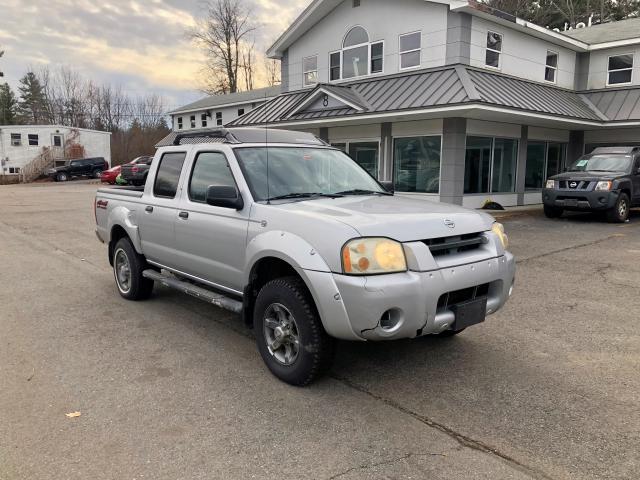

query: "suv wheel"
xmin=254 ymin=277 xmax=335 ymax=386
xmin=93 ymin=169 xmax=103 ymax=179
xmin=56 ymin=172 xmax=68 ymax=182
xmin=113 ymin=237 xmax=154 ymax=300
xmin=544 ymin=205 xmax=563 ymax=219
xmin=606 ymin=193 xmax=630 ymax=223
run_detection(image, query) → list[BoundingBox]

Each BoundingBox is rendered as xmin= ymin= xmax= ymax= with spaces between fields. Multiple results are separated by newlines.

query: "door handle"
xmin=145 ymin=206 xmax=154 ymax=213
xmin=178 ymin=211 xmax=189 ymax=219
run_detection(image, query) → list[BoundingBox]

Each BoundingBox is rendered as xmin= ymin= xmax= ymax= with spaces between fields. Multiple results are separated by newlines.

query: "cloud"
xmin=0 ymin=0 xmax=309 ymax=108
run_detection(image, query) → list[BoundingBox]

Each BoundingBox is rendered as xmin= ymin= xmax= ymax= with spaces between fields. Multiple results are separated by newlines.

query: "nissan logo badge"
xmin=570 ymin=182 xmax=578 ymax=188
xmin=444 ymin=219 xmax=455 ymax=229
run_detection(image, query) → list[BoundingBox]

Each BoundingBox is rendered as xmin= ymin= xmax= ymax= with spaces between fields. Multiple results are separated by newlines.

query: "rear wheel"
xmin=113 ymin=237 xmax=154 ymax=300
xmin=606 ymin=193 xmax=630 ymax=223
xmin=92 ymin=169 xmax=103 ymax=179
xmin=544 ymin=205 xmax=563 ymax=219
xmin=56 ymin=172 xmax=68 ymax=182
xmin=254 ymin=277 xmax=335 ymax=386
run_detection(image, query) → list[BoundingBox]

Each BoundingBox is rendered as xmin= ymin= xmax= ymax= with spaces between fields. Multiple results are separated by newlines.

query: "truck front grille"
xmin=437 ymin=283 xmax=490 ymax=310
xmin=559 ymin=180 xmax=592 ymax=190
xmin=423 ymin=232 xmax=487 ymax=257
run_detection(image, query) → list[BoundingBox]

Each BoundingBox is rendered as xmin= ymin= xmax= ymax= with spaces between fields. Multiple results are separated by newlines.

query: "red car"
xmin=100 ymin=156 xmax=152 ymax=184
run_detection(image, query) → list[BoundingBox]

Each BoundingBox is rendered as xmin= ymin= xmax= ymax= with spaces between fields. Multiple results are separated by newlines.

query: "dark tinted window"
xmin=154 ymin=152 xmax=186 ymax=198
xmin=189 ymin=152 xmax=236 ymax=203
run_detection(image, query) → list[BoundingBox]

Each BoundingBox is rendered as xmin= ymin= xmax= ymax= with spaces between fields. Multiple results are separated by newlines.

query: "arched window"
xmin=329 ymin=26 xmax=383 ymax=81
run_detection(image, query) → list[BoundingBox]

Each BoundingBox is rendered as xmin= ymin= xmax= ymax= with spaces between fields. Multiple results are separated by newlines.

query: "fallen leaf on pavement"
xmin=65 ymin=412 xmax=81 ymax=418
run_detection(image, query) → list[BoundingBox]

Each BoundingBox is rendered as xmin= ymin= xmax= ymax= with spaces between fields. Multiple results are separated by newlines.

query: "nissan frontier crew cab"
xmin=95 ymin=128 xmax=515 ymax=386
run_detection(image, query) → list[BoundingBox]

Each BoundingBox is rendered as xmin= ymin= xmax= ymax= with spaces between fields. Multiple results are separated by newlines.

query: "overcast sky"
xmin=0 ymin=0 xmax=308 ymax=110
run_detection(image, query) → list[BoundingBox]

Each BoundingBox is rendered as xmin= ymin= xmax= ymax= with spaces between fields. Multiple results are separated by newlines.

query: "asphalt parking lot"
xmin=1 ymin=181 xmax=638 ymax=480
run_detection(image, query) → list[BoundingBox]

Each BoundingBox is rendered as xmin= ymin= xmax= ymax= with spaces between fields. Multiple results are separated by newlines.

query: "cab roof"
xmin=170 ymin=128 xmax=327 ymax=147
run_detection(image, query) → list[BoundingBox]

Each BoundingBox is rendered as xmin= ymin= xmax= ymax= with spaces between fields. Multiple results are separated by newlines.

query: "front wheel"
xmin=544 ymin=205 xmax=563 ymax=218
xmin=606 ymin=193 xmax=630 ymax=223
xmin=113 ymin=238 xmax=154 ymax=300
xmin=56 ymin=172 xmax=68 ymax=182
xmin=254 ymin=277 xmax=335 ymax=386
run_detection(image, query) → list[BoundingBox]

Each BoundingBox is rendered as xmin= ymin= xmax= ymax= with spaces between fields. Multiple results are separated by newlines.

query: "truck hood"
xmin=551 ymin=171 xmax=626 ymax=181
xmin=277 ymin=195 xmax=494 ymax=242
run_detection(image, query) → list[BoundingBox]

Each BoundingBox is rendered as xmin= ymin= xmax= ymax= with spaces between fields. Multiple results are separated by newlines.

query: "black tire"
xmin=544 ymin=205 xmax=563 ymax=218
xmin=606 ymin=193 xmax=630 ymax=223
xmin=112 ymin=237 xmax=154 ymax=300
xmin=92 ymin=169 xmax=103 ymax=179
xmin=56 ymin=172 xmax=68 ymax=182
xmin=254 ymin=276 xmax=335 ymax=386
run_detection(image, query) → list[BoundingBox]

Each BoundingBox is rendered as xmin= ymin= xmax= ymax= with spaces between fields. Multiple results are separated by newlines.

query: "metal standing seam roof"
xmin=581 ymin=88 xmax=640 ymax=121
xmin=228 ymin=65 xmax=617 ymax=127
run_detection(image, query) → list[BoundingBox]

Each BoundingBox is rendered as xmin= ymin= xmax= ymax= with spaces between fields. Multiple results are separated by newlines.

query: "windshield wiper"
xmin=267 ymin=192 xmax=343 ymax=202
xmin=334 ymin=189 xmax=392 ymax=196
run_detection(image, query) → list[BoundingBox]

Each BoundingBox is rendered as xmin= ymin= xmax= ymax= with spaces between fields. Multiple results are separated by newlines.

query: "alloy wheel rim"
xmin=619 ymin=200 xmax=628 ymax=218
xmin=263 ymin=303 xmax=300 ymax=366
xmin=114 ymin=249 xmax=132 ymax=293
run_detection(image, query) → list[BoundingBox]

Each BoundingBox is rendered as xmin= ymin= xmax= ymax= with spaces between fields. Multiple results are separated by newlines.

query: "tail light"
xmin=132 ymin=166 xmax=139 ymax=173
xmin=93 ymin=197 xmax=97 ymax=223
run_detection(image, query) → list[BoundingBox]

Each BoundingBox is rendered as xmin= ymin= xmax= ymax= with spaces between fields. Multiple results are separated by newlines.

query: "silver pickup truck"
xmin=95 ymin=128 xmax=515 ymax=386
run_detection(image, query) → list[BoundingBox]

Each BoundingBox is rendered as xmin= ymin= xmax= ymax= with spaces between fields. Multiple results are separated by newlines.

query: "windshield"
xmin=568 ymin=154 xmax=632 ymax=173
xmin=234 ymin=147 xmax=385 ymax=202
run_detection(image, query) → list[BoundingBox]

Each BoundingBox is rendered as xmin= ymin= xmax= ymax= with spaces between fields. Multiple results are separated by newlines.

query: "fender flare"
xmin=245 ymin=231 xmax=361 ymax=341
xmin=107 ymin=206 xmax=143 ymax=254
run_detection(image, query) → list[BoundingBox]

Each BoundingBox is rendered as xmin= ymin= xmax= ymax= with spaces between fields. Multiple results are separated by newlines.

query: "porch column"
xmin=567 ymin=130 xmax=585 ymax=163
xmin=440 ymin=118 xmax=467 ymax=205
xmin=380 ymin=122 xmax=393 ymax=182
xmin=516 ymin=125 xmax=528 ymax=206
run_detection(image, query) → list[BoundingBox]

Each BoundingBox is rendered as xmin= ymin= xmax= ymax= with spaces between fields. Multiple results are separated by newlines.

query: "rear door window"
xmin=154 ymin=152 xmax=187 ymax=198
xmin=188 ymin=152 xmax=237 ymax=203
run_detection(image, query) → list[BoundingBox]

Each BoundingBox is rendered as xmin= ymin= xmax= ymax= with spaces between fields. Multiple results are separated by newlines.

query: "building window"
xmin=525 ymin=142 xmax=566 ymax=190
xmin=27 ymin=134 xmax=39 ymax=146
xmin=399 ymin=32 xmax=421 ymax=70
xmin=353 ymin=0 xmax=360 ymax=7
xmin=545 ymin=51 xmax=558 ymax=83
xmin=330 ymin=27 xmax=384 ymax=81
xmin=8 ymin=167 xmax=21 ymax=174
xmin=394 ymin=136 xmax=441 ymax=194
xmin=238 ymin=108 xmax=245 ymax=116
xmin=485 ymin=31 xmax=503 ymax=69
xmin=607 ymin=54 xmax=633 ymax=85
xmin=464 ymin=137 xmax=518 ymax=194
xmin=201 ymin=113 xmax=208 ymax=128
xmin=177 ymin=117 xmax=183 ymax=130
xmin=216 ymin=112 xmax=223 ymax=126
xmin=10 ymin=133 xmax=21 ymax=146
xmin=190 ymin=115 xmax=196 ymax=128
xmin=303 ymin=55 xmax=318 ymax=87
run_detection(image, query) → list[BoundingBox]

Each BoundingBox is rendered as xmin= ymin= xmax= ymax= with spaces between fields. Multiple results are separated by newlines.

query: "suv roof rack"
xmin=173 ymin=129 xmax=240 ymax=146
xmin=171 ymin=127 xmax=328 ymax=147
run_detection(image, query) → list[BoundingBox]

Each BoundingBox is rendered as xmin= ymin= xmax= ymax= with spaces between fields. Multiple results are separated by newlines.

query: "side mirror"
xmin=206 ymin=185 xmax=244 ymax=210
xmin=379 ymin=180 xmax=395 ymax=193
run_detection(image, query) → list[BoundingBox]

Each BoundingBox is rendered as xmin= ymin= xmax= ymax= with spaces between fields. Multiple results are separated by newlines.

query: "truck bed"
xmin=97 ymin=185 xmax=145 ymax=198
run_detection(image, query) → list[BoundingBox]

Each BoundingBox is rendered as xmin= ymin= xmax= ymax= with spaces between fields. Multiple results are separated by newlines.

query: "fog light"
xmin=380 ymin=309 xmax=403 ymax=332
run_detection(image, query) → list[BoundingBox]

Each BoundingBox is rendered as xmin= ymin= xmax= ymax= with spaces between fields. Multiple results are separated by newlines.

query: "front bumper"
xmin=328 ymin=253 xmax=515 ymax=341
xmin=543 ymin=188 xmax=619 ymax=211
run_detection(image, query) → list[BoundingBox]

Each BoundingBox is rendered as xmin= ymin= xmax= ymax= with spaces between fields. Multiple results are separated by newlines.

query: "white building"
xmin=167 ymin=86 xmax=281 ymax=133
xmin=0 ymin=125 xmax=111 ymax=183
xmin=220 ymin=0 xmax=640 ymax=208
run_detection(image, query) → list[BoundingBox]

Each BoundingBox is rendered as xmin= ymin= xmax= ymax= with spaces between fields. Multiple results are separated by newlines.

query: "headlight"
xmin=545 ymin=180 xmax=556 ymax=189
xmin=595 ymin=181 xmax=612 ymax=191
xmin=342 ymin=238 xmax=407 ymax=275
xmin=492 ymin=223 xmax=509 ymax=249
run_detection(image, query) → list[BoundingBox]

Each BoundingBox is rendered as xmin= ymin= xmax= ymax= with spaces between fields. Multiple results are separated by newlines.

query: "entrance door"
xmin=348 ymin=142 xmax=379 ymax=178
xmin=632 ymin=156 xmax=640 ymax=205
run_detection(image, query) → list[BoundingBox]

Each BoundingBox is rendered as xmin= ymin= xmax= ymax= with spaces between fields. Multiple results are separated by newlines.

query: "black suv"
xmin=48 ymin=157 xmax=109 ymax=182
xmin=120 ymin=155 xmax=153 ymax=186
xmin=543 ymin=147 xmax=640 ymax=222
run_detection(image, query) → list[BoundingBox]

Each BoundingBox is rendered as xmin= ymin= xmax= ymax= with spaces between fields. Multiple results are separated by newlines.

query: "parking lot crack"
xmin=326 ymin=451 xmax=447 ymax=480
xmin=516 ymin=234 xmax=629 ymax=265
xmin=331 ymin=374 xmax=554 ymax=480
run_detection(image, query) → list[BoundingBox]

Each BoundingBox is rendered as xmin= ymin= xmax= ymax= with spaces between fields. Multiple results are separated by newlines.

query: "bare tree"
xmin=264 ymin=57 xmax=281 ymax=87
xmin=241 ymin=40 xmax=256 ymax=91
xmin=189 ymin=0 xmax=258 ymax=94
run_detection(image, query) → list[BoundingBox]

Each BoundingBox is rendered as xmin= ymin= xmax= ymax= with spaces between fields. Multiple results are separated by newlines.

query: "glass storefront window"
xmin=465 ymin=136 xmax=518 ymax=194
xmin=348 ymin=142 xmax=379 ymax=177
xmin=393 ymin=136 xmax=442 ymax=193
xmin=464 ymin=137 xmax=492 ymax=194
xmin=491 ymin=138 xmax=518 ymax=192
xmin=525 ymin=142 xmax=566 ymax=190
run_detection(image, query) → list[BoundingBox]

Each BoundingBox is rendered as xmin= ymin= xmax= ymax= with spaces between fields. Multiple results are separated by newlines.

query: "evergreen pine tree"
xmin=17 ymin=72 xmax=49 ymax=124
xmin=0 ymin=83 xmax=19 ymax=125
